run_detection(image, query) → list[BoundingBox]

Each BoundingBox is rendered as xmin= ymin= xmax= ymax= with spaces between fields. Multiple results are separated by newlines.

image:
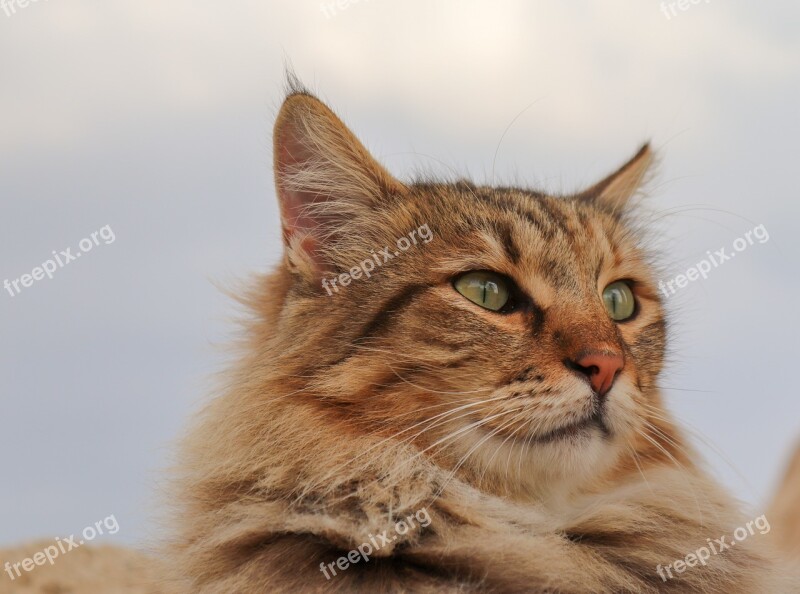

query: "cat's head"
xmin=265 ymin=87 xmax=670 ymax=499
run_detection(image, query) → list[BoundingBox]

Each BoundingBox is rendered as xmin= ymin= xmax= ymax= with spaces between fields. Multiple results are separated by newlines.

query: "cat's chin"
xmin=529 ymin=410 xmax=610 ymax=444
xmin=455 ymin=423 xmax=617 ymax=499
xmin=451 ymin=378 xmax=640 ymax=499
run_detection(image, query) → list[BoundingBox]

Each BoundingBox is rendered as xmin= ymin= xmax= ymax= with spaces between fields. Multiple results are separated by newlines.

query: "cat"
xmin=164 ymin=78 xmax=800 ymax=593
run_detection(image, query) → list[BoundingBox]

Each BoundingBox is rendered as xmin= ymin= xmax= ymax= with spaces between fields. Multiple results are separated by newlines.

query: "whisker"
xmin=433 ymin=408 xmax=526 ymax=500
xmin=297 ymin=395 xmax=512 ymax=501
xmin=637 ymin=424 xmax=705 ymax=526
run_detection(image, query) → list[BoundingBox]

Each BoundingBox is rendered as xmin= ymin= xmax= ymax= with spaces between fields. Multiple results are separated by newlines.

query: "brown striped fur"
xmin=166 ymin=83 xmax=800 ymax=593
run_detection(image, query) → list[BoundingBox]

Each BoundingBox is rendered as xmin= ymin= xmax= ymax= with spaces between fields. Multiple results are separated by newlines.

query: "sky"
xmin=1 ymin=1 xmax=798 ymax=547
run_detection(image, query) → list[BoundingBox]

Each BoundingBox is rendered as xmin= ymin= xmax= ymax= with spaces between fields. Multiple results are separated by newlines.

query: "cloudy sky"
xmin=1 ymin=1 xmax=798 ymax=547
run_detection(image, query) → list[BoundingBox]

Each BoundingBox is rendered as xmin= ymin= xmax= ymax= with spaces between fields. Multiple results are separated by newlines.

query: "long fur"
xmin=770 ymin=443 xmax=800 ymax=559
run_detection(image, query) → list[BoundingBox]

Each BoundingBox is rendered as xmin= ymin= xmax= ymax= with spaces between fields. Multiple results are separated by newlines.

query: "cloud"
xmin=1 ymin=1 xmax=796 ymax=153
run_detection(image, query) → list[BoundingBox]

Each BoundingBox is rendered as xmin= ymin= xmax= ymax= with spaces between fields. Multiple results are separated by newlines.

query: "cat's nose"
xmin=566 ymin=351 xmax=624 ymax=397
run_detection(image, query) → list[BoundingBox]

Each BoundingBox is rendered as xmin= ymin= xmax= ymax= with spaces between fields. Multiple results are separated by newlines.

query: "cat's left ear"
xmin=577 ymin=144 xmax=654 ymax=212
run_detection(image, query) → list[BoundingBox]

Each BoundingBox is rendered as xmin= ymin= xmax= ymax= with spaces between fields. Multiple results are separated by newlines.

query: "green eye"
xmin=602 ymin=281 xmax=636 ymax=321
xmin=454 ymin=271 xmax=511 ymax=312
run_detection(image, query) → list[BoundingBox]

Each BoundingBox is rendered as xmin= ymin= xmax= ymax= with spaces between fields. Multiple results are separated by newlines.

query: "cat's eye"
xmin=454 ymin=271 xmax=511 ymax=312
xmin=602 ymin=281 xmax=636 ymax=321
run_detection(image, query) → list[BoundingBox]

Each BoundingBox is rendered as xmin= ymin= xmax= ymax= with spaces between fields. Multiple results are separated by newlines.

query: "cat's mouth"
xmin=532 ymin=410 xmax=609 ymax=444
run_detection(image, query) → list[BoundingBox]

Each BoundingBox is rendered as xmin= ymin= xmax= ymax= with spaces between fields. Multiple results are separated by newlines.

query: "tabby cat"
xmin=167 ymin=80 xmax=800 ymax=593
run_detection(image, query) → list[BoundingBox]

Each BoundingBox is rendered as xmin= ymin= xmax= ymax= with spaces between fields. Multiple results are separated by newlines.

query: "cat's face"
xmin=269 ymin=89 xmax=667 ymax=498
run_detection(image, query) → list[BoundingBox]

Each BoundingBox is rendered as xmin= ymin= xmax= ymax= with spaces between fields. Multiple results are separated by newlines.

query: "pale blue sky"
xmin=1 ymin=0 xmax=798 ymax=546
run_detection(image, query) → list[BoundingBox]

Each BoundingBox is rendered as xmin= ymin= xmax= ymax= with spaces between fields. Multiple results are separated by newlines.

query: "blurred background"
xmin=1 ymin=1 xmax=798 ymax=547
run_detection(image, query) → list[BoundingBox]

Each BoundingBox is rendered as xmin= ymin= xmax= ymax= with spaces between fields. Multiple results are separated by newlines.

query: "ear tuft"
xmin=283 ymin=68 xmax=313 ymax=99
xmin=578 ymin=144 xmax=654 ymax=212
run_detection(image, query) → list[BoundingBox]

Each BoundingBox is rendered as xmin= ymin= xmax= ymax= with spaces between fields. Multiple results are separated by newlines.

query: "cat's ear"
xmin=273 ymin=90 xmax=405 ymax=279
xmin=577 ymin=144 xmax=654 ymax=212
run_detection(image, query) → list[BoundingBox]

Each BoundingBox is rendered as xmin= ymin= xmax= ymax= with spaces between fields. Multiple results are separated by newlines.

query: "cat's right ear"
xmin=273 ymin=91 xmax=406 ymax=281
xmin=576 ymin=143 xmax=654 ymax=213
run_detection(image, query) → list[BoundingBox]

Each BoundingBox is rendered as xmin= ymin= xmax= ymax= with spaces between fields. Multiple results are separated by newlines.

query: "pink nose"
xmin=571 ymin=352 xmax=624 ymax=397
